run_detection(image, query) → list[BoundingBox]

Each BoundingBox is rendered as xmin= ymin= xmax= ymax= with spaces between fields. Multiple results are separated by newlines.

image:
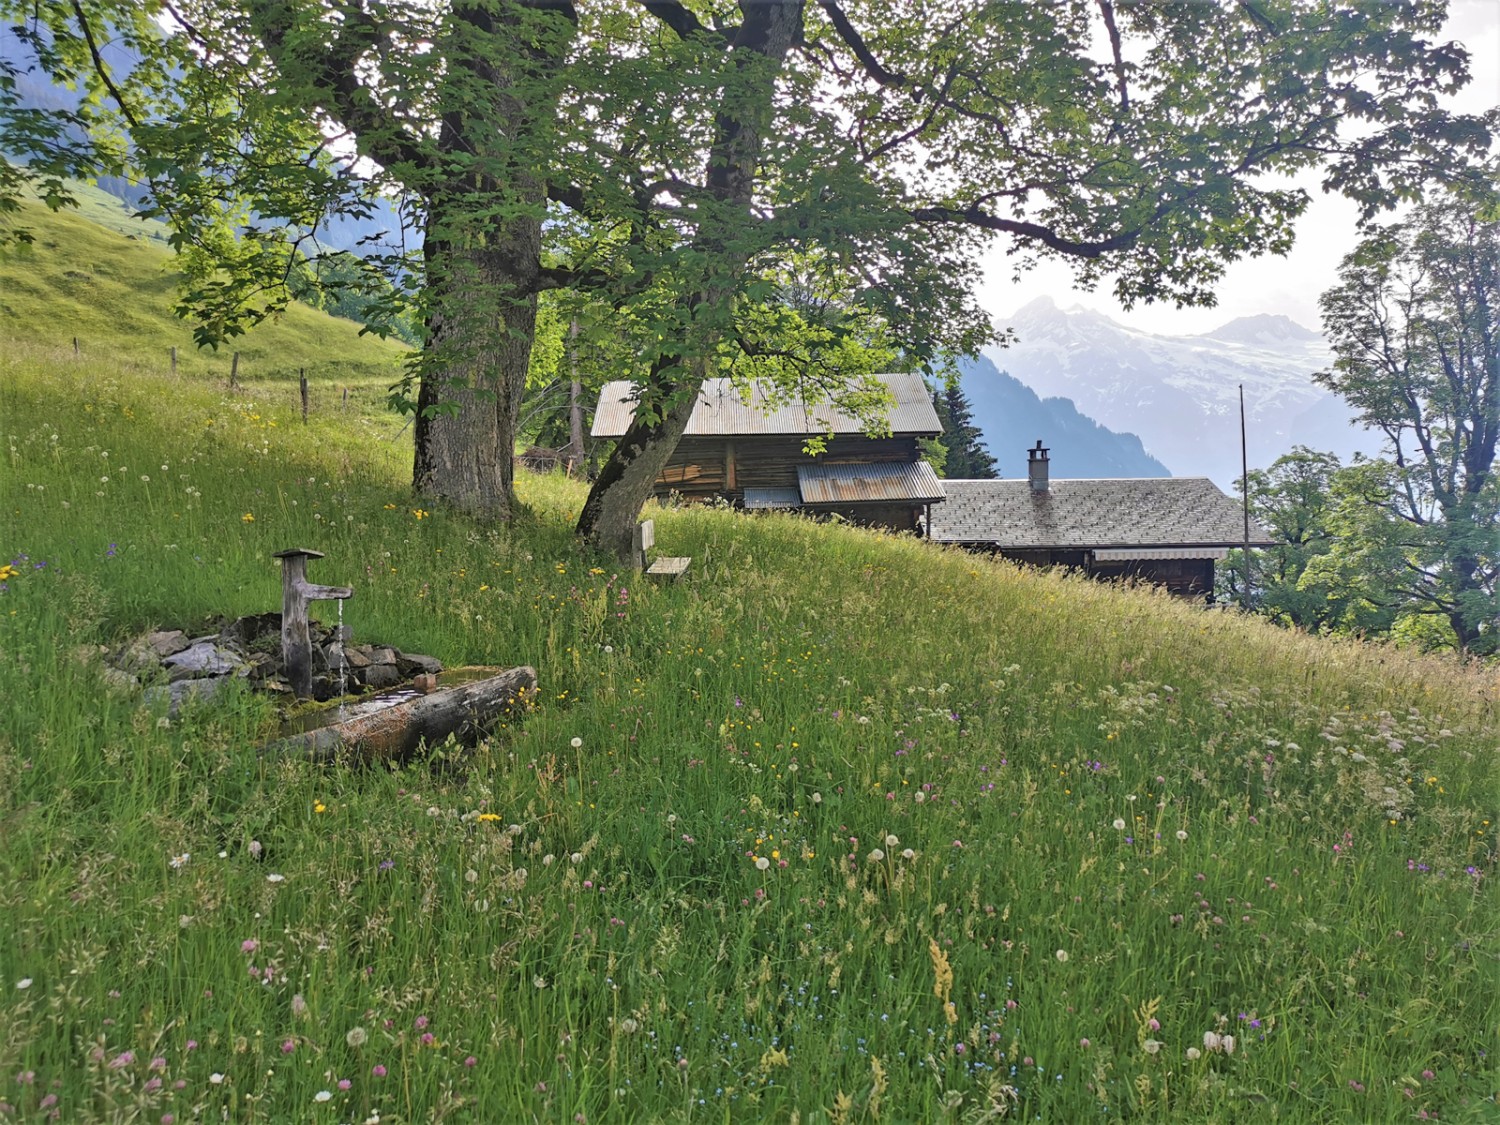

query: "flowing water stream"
xmin=335 ymin=599 xmax=348 ymax=721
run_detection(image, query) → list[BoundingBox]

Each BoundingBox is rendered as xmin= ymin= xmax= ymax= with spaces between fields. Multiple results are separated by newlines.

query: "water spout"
xmin=273 ymin=548 xmax=353 ymax=700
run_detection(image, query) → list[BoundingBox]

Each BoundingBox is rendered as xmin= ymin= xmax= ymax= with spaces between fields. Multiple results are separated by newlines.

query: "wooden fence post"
xmin=229 ymin=351 xmax=239 ymax=388
xmin=73 ymin=337 xmax=79 ymax=356
xmin=300 ymin=369 xmax=310 ymax=423
xmin=170 ymin=346 xmax=177 ymax=376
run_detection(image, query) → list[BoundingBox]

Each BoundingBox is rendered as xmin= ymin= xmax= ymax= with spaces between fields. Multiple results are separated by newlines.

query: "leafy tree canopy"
xmin=1311 ymin=180 xmax=1499 ymax=653
xmin=2 ymin=0 xmax=1494 ymax=551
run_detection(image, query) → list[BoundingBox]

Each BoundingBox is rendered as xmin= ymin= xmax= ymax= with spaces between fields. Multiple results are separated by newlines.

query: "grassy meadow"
xmin=0 ymin=192 xmax=408 ymax=408
xmin=1 ymin=212 xmax=1498 ymax=1123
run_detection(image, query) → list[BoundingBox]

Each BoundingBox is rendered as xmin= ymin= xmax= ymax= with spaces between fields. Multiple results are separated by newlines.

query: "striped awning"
xmin=1092 ymin=547 xmax=1230 ymax=562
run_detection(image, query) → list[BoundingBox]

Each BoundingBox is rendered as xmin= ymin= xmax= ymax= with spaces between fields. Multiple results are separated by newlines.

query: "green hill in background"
xmin=0 ymin=190 xmax=406 ymax=387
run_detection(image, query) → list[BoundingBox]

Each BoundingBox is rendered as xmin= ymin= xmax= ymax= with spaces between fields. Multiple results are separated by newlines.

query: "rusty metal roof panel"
xmin=591 ymin=374 xmax=941 ymax=438
xmin=797 ymin=461 xmax=947 ymax=505
xmin=928 ymin=478 xmax=1276 ymax=548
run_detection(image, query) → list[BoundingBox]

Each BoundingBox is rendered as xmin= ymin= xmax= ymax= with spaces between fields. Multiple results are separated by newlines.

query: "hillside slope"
xmin=0 ymin=196 xmax=406 ymax=386
xmin=0 ymin=270 xmax=1494 ymax=1123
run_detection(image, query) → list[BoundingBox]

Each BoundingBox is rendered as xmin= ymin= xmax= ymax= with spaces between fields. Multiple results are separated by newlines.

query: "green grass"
xmin=0 ymin=220 xmax=1497 ymax=1122
xmin=0 ymin=196 xmax=407 ymax=395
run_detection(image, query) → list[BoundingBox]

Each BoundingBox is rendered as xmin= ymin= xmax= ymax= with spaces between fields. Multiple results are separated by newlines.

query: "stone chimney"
xmin=1027 ymin=440 xmax=1050 ymax=492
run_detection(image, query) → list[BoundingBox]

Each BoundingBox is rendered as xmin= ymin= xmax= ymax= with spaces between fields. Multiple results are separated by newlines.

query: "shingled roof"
xmin=928 ymin=478 xmax=1274 ymax=550
xmin=590 ymin=373 xmax=941 ymax=438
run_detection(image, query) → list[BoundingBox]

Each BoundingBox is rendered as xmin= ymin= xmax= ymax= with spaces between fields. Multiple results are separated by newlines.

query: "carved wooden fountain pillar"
xmin=273 ymin=548 xmax=353 ymax=699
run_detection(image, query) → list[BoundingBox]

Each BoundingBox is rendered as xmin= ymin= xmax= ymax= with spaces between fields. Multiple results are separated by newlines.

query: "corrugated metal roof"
xmin=591 ymin=374 xmax=941 ymax=438
xmin=743 ymin=487 xmax=803 ymax=509
xmin=928 ymin=478 xmax=1275 ymax=549
xmin=797 ymin=461 xmax=947 ymax=505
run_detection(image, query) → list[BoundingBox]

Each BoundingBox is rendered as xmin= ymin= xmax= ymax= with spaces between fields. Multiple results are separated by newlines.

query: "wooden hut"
xmin=591 ymin=374 xmax=946 ymax=532
xmin=928 ymin=443 xmax=1274 ymax=596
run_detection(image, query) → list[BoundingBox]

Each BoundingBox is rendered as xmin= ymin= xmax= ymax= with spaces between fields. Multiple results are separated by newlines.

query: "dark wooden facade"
xmin=971 ymin=546 xmax=1215 ymax=596
xmin=657 ymin=435 xmax=927 ymax=500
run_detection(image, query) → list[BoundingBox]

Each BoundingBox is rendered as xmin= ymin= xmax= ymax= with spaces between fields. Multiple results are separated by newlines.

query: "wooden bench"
xmin=634 ymin=519 xmax=691 ymax=580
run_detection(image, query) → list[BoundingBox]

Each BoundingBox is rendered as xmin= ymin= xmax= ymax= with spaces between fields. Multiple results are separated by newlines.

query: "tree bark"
xmin=413 ymin=235 xmax=540 ymax=521
xmin=575 ymin=360 xmax=707 ymax=560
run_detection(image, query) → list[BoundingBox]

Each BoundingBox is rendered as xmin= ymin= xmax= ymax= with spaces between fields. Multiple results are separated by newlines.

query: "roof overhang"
xmin=797 ymin=461 xmax=946 ymax=505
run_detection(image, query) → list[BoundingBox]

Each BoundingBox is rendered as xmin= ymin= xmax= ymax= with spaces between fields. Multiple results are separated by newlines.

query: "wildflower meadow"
xmin=0 ymin=341 xmax=1496 ymax=1123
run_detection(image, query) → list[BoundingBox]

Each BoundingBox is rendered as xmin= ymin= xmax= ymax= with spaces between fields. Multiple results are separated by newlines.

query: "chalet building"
xmin=591 ymin=373 xmax=946 ymax=532
xmin=928 ymin=442 xmax=1274 ymax=596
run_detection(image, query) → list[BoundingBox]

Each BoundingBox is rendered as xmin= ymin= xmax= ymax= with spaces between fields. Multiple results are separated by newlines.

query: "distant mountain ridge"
xmin=983 ymin=297 xmax=1380 ymax=487
xmin=956 ymin=354 xmax=1170 ymax=479
xmin=1 ymin=25 xmax=406 ymax=259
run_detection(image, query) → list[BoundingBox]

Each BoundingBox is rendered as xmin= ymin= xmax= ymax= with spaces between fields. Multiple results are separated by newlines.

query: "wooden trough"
xmin=267 ymin=665 xmax=536 ymax=762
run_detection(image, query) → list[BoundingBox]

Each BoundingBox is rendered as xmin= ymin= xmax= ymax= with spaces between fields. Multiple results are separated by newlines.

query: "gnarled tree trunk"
xmin=413 ymin=233 xmax=540 ymax=521
xmin=575 ymin=360 xmax=707 ymax=561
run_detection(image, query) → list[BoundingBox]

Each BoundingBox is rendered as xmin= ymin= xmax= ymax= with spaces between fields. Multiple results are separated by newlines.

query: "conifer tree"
xmin=931 ymin=383 xmax=998 ymax=479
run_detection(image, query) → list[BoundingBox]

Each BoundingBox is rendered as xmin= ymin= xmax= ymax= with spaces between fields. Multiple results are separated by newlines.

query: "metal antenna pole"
xmin=1240 ymin=384 xmax=1252 ymax=608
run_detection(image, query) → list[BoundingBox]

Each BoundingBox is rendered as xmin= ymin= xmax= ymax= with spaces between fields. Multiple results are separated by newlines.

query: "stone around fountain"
xmin=98 ymin=614 xmax=445 ymax=714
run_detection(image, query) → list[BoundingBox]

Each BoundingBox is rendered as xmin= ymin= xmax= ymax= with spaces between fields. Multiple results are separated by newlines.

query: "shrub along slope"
xmin=0 ymin=265 xmax=1496 ymax=1122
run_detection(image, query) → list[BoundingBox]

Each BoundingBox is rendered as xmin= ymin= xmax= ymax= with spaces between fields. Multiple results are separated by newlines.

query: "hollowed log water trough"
xmin=265 ymin=548 xmax=536 ymax=760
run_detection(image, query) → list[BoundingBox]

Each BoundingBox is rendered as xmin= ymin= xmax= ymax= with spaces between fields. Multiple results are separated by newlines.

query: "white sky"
xmin=975 ymin=0 xmax=1500 ymax=337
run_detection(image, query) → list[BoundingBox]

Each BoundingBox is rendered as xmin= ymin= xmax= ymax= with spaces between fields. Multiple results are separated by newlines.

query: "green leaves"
xmin=1311 ymin=182 xmax=1499 ymax=652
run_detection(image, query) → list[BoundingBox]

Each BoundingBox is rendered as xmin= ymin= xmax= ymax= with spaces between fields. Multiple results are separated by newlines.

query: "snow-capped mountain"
xmin=984 ymin=297 xmax=1381 ymax=487
xmin=956 ymin=354 xmax=1170 ymax=480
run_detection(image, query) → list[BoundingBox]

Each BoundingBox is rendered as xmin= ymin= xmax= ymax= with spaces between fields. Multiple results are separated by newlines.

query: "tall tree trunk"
xmin=413 ymin=232 xmax=540 ymax=520
xmin=575 ymin=360 xmax=705 ymax=560
xmin=410 ymin=0 xmax=569 ymax=520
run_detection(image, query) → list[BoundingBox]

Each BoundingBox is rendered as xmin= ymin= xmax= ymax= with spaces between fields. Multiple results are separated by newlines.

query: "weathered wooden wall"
xmin=655 ymin=436 xmax=925 ymax=500
xmin=1088 ymin=557 xmax=1214 ymax=596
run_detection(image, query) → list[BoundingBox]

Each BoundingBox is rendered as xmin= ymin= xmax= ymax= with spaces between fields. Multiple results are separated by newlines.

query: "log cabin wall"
xmin=811 ymin=502 xmax=922 ymax=531
xmin=1087 ymin=557 xmax=1214 ymax=596
xmin=655 ymin=436 xmax=926 ymax=501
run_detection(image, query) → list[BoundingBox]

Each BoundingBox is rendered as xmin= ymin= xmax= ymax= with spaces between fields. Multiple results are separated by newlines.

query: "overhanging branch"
xmin=910 ymin=205 xmax=1139 ymax=258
